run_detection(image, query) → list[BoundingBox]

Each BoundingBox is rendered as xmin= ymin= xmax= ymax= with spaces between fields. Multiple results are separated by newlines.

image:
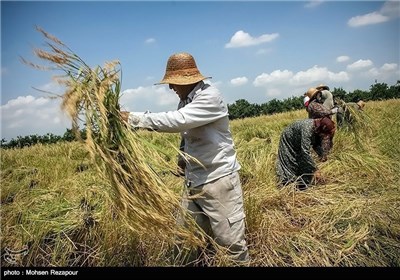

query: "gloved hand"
xmin=120 ymin=111 xmax=130 ymax=122
xmin=120 ymin=111 xmax=149 ymax=126
xmin=331 ymin=107 xmax=339 ymax=114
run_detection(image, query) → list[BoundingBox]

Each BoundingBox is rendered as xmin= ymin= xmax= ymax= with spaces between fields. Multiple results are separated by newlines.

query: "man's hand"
xmin=120 ymin=111 xmax=130 ymax=122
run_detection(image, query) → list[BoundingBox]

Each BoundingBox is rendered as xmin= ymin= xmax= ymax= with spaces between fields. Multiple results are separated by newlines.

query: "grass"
xmin=1 ymin=99 xmax=400 ymax=267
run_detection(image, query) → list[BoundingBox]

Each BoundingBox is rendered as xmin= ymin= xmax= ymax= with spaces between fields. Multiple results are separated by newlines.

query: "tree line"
xmin=1 ymin=81 xmax=399 ymax=149
xmin=227 ymin=81 xmax=400 ymax=120
xmin=1 ymin=129 xmax=87 ymax=149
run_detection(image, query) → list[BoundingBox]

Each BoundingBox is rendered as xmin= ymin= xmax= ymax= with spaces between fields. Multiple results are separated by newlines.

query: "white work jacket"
xmin=128 ymin=81 xmax=241 ymax=187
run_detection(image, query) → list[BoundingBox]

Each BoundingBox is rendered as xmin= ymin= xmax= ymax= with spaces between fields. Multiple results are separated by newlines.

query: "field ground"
xmin=1 ymin=99 xmax=399 ymax=267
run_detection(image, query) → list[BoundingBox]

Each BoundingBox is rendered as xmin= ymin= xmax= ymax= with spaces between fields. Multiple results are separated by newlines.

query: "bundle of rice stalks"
xmin=344 ymin=103 xmax=369 ymax=128
xmin=22 ymin=27 xmax=204 ymax=252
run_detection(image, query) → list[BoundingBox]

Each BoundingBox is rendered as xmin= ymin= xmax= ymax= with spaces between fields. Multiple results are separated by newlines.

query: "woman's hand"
xmin=313 ymin=170 xmax=326 ymax=184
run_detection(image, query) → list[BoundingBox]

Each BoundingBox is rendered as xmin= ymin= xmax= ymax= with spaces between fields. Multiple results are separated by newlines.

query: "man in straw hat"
xmin=121 ymin=52 xmax=249 ymax=265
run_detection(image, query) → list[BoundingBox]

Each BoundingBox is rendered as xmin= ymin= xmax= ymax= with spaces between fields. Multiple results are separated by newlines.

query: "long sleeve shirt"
xmin=307 ymin=99 xmax=333 ymax=119
xmin=127 ymin=81 xmax=241 ymax=187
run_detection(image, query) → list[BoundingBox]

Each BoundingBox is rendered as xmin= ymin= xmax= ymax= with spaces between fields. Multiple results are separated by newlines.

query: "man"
xmin=120 ymin=52 xmax=249 ymax=265
xmin=276 ymin=117 xmax=336 ymax=190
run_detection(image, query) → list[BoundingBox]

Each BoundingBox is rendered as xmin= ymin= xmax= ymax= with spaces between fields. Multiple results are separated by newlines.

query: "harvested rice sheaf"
xmin=24 ymin=26 xmax=204 ymax=248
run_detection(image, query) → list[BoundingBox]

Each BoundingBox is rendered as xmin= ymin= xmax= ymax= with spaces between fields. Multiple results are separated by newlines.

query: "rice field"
xmin=1 ymin=99 xmax=399 ymax=267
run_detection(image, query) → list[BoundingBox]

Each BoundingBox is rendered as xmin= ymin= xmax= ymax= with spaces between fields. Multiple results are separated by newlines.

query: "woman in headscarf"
xmin=276 ymin=117 xmax=336 ymax=189
xmin=305 ymin=87 xmax=339 ymax=119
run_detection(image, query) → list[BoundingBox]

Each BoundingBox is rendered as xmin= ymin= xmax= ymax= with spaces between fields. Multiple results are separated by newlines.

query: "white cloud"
xmin=230 ymin=77 xmax=248 ymax=86
xmin=0 ymin=85 xmax=180 ymax=140
xmin=291 ymin=65 xmax=349 ymax=86
xmin=253 ymin=70 xmax=293 ymax=87
xmin=348 ymin=1 xmax=399 ymax=27
xmin=120 ymin=85 xmax=177 ymax=112
xmin=145 ymin=38 xmax=156 ymax=44
xmin=250 ymin=66 xmax=350 ymax=102
xmin=347 ymin=59 xmax=374 ymax=71
xmin=225 ymin=30 xmax=279 ymax=48
xmin=364 ymin=63 xmax=399 ymax=79
xmin=1 ymin=95 xmax=70 ymax=141
xmin=328 ymin=71 xmax=350 ymax=83
xmin=291 ymin=65 xmax=329 ymax=85
xmin=336 ymin=56 xmax=350 ymax=63
xmin=380 ymin=63 xmax=398 ymax=72
xmin=367 ymin=68 xmax=380 ymax=77
xmin=348 ymin=12 xmax=388 ymax=27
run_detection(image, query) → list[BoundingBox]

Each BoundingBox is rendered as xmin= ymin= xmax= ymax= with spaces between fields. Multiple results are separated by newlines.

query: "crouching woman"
xmin=275 ymin=117 xmax=336 ymax=190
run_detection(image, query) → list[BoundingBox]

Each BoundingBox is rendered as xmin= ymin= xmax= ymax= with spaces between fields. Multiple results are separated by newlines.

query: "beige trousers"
xmin=181 ymin=171 xmax=250 ymax=264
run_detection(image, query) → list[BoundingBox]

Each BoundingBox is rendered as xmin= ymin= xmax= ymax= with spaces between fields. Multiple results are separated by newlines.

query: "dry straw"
xmin=23 ymin=26 xmax=205 ymax=252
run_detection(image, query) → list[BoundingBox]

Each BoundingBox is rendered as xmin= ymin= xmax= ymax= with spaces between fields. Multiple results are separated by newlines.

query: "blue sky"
xmin=1 ymin=0 xmax=399 ymax=141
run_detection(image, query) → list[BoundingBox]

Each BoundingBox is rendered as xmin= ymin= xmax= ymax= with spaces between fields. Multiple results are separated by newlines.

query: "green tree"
xmin=228 ymin=99 xmax=259 ymax=119
xmin=332 ymin=87 xmax=347 ymax=101
xmin=370 ymin=82 xmax=389 ymax=100
xmin=387 ymin=80 xmax=400 ymax=99
xmin=347 ymin=89 xmax=368 ymax=102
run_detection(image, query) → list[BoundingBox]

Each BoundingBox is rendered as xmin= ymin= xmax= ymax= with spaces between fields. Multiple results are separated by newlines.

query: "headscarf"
xmin=303 ymin=96 xmax=310 ymax=107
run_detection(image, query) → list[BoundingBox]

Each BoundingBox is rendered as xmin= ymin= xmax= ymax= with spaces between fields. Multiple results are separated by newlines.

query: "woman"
xmin=276 ymin=117 xmax=336 ymax=189
xmin=305 ymin=87 xmax=338 ymax=119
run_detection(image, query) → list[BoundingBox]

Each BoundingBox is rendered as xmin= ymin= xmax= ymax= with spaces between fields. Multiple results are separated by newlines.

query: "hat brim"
xmin=155 ymin=75 xmax=211 ymax=86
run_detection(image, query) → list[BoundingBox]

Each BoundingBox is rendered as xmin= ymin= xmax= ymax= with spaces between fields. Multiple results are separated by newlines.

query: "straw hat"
xmin=357 ymin=100 xmax=366 ymax=110
xmin=316 ymin=84 xmax=330 ymax=91
xmin=305 ymin=87 xmax=320 ymax=99
xmin=156 ymin=52 xmax=211 ymax=85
